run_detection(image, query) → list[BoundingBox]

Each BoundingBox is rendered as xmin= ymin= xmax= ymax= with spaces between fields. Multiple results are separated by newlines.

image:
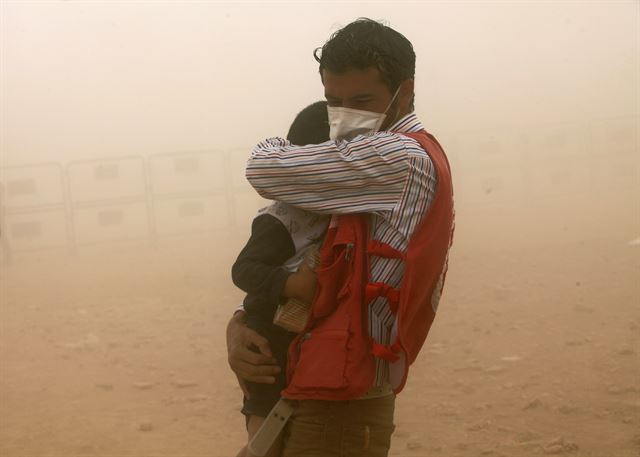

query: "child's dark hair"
xmin=314 ymin=18 xmax=415 ymax=94
xmin=286 ymin=101 xmax=330 ymax=145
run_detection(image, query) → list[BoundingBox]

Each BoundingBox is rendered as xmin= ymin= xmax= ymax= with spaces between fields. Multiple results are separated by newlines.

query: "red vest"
xmin=283 ymin=130 xmax=454 ymax=400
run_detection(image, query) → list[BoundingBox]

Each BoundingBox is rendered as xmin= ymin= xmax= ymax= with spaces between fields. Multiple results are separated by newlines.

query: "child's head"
xmin=286 ymin=101 xmax=329 ymax=145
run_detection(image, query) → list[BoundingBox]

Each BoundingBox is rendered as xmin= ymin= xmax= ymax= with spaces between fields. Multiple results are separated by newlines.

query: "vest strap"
xmin=367 ymin=240 xmax=405 ymax=260
xmin=365 ymin=282 xmax=401 ymax=313
xmin=371 ymin=340 xmax=402 ymax=363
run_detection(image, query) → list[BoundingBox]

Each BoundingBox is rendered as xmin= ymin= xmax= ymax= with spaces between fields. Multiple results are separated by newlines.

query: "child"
xmin=231 ymin=101 xmax=330 ymax=457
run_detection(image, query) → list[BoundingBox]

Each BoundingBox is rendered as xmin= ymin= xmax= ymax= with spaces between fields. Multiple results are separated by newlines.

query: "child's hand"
xmin=296 ymin=262 xmax=318 ymax=303
xmin=283 ymin=262 xmax=317 ymax=304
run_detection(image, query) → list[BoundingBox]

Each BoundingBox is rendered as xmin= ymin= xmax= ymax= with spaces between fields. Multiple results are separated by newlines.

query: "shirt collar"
xmin=389 ymin=112 xmax=424 ymax=134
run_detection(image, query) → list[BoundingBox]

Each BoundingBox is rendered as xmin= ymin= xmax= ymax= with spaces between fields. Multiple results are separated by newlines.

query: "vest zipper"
xmin=344 ymin=243 xmax=354 ymax=262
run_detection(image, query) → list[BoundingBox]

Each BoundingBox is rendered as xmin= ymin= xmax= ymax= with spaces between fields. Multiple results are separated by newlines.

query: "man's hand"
xmin=226 ymin=311 xmax=280 ymax=397
xmin=282 ymin=262 xmax=317 ymax=304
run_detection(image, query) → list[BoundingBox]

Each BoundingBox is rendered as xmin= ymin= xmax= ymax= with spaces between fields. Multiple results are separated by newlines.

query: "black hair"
xmin=286 ymin=101 xmax=330 ymax=145
xmin=314 ymin=18 xmax=415 ymax=93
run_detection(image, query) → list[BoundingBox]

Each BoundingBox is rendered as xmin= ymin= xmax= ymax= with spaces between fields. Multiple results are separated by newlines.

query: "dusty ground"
xmin=1 ymin=157 xmax=638 ymax=457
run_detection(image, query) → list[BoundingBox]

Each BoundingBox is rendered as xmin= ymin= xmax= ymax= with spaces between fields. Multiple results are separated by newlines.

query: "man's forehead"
xmin=322 ymin=67 xmax=389 ymax=97
xmin=324 ymin=89 xmax=376 ymax=100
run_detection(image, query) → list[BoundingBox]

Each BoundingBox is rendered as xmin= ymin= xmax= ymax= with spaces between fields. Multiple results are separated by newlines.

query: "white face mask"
xmin=327 ymin=86 xmax=401 ymax=141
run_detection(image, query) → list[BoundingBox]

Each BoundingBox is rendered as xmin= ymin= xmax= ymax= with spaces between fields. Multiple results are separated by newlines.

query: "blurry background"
xmin=1 ymin=1 xmax=638 ymax=457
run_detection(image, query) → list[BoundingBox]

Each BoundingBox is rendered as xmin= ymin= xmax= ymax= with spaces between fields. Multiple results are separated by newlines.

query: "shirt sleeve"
xmin=246 ymin=132 xmax=416 ymax=214
xmin=231 ymin=213 xmax=296 ymax=305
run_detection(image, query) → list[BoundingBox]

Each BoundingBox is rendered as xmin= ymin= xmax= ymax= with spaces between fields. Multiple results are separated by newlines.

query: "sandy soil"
xmin=1 ymin=161 xmax=638 ymax=457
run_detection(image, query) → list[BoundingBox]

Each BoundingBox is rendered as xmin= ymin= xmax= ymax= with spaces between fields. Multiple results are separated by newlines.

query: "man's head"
xmin=314 ymin=18 xmax=415 ymax=130
xmin=287 ymin=101 xmax=330 ymax=145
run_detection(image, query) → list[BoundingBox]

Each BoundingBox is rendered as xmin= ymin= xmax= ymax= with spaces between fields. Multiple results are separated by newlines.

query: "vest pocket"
xmin=313 ymin=249 xmax=349 ymax=318
xmin=289 ymin=329 xmax=349 ymax=390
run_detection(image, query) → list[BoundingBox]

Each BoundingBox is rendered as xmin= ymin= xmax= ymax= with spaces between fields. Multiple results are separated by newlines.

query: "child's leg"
xmin=240 ymin=320 xmax=293 ymax=457
xmin=245 ymin=415 xmax=284 ymax=457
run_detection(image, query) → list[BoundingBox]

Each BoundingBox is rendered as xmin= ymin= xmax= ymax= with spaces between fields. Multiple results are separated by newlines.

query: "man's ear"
xmin=399 ymin=79 xmax=415 ymax=113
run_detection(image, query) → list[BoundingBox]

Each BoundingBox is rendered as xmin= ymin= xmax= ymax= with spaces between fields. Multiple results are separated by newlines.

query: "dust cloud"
xmin=1 ymin=1 xmax=638 ymax=457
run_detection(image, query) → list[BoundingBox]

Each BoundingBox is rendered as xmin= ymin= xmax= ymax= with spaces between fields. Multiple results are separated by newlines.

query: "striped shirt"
xmin=247 ymin=113 xmax=438 ymax=385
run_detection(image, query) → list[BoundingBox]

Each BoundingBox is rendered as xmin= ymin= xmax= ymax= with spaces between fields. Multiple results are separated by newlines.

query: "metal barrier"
xmin=0 ymin=163 xmax=70 ymax=257
xmin=0 ymin=116 xmax=637 ymax=260
xmin=148 ymin=150 xmax=234 ymax=237
xmin=66 ymin=156 xmax=151 ymax=248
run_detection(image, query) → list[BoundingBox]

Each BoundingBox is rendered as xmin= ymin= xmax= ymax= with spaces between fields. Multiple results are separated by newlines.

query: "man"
xmin=227 ymin=18 xmax=454 ymax=456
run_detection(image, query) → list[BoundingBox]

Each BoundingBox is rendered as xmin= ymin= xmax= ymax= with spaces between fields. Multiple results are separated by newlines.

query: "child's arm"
xmin=232 ymin=212 xmax=296 ymax=312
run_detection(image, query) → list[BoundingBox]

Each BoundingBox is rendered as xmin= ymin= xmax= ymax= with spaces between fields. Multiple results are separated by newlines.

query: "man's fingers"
xmin=234 ymin=361 xmax=280 ymax=381
xmin=226 ymin=312 xmax=280 ymax=386
xmin=246 ymin=375 xmax=277 ymax=384
xmin=253 ymin=339 xmax=274 ymax=359
xmin=244 ymin=329 xmax=273 ymax=358
xmin=237 ymin=370 xmax=277 ymax=384
xmin=234 ymin=360 xmax=281 ymax=377
xmin=230 ymin=346 xmax=276 ymax=367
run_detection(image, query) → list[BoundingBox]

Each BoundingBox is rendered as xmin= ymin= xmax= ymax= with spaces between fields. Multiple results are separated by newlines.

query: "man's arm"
xmin=246 ymin=132 xmax=417 ymax=214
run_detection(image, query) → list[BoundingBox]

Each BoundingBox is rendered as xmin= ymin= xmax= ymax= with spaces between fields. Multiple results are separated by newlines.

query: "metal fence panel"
xmin=2 ymin=164 xmax=65 ymax=210
xmin=4 ymin=209 xmax=68 ymax=251
xmin=67 ymin=157 xmax=147 ymax=204
xmin=72 ymin=201 xmax=150 ymax=245
xmin=148 ymin=151 xmax=226 ymax=196
xmin=153 ymin=195 xmax=229 ymax=235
